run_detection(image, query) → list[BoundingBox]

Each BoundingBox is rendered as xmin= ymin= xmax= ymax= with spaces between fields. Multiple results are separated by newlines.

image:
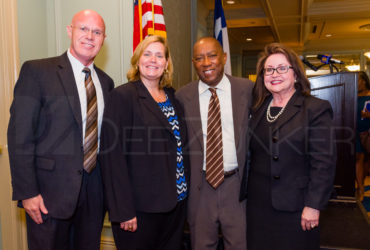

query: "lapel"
xmin=57 ymin=53 xmax=83 ymax=132
xmin=182 ymin=81 xmax=204 ymax=151
xmin=271 ymin=92 xmax=303 ymax=133
xmin=229 ymin=75 xmax=248 ymax=151
xmin=94 ymin=66 xmax=110 ymax=104
xmin=250 ymin=96 xmax=271 ymax=132
xmin=135 ymin=81 xmax=175 ymax=137
xmin=251 ymin=92 xmax=304 ymax=133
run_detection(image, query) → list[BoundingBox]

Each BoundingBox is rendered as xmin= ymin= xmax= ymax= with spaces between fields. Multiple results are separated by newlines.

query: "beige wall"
xmin=17 ymin=0 xmax=133 ymax=86
xmin=17 ymin=0 xmax=48 ymax=61
xmin=162 ymin=1 xmax=193 ymax=89
xmin=16 ymin=0 xmax=193 ymax=88
xmin=197 ymin=0 xmax=212 ymax=39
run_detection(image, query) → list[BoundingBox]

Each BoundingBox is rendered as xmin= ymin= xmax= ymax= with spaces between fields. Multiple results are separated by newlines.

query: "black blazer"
xmin=248 ymin=92 xmax=336 ymax=211
xmin=100 ymin=80 xmax=189 ymax=223
xmin=7 ymin=53 xmax=114 ymax=219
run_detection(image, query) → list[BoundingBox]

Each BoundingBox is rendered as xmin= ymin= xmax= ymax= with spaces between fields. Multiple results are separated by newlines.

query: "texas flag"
xmin=214 ymin=0 xmax=231 ymax=75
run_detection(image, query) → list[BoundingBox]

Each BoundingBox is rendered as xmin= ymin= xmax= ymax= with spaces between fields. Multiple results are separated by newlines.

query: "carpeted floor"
xmin=320 ymin=200 xmax=370 ymax=250
xmin=319 ymin=176 xmax=370 ymax=250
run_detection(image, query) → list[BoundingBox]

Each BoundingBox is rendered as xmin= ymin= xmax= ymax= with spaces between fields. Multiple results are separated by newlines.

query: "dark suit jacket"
xmin=100 ymin=80 xmax=189 ymax=223
xmin=7 ymin=53 xmax=114 ymax=219
xmin=176 ymin=75 xmax=253 ymax=225
xmin=248 ymin=92 xmax=336 ymax=211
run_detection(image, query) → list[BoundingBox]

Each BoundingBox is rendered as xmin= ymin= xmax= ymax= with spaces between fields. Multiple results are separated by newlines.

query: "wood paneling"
xmin=309 ymin=72 xmax=358 ymax=197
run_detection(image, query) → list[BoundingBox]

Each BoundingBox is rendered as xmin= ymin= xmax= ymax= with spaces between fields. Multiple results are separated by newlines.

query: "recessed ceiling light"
xmin=246 ymin=38 xmax=252 ymax=42
xmin=359 ymin=24 xmax=370 ymax=31
xmin=226 ymin=0 xmax=235 ymax=4
xmin=346 ymin=65 xmax=360 ymax=71
xmin=325 ymin=34 xmax=332 ymax=37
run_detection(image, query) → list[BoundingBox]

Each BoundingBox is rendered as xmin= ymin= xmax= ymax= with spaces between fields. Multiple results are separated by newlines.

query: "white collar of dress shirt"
xmin=198 ymin=74 xmax=228 ymax=95
xmin=67 ymin=49 xmax=94 ymax=73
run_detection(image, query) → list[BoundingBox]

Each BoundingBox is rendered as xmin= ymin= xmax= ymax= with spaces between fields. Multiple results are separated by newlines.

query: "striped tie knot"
xmin=82 ymin=67 xmax=91 ymax=80
xmin=209 ymin=87 xmax=217 ymax=96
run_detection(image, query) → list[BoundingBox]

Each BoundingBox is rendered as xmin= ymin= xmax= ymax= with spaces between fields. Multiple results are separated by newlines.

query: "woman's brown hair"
xmin=253 ymin=43 xmax=311 ymax=110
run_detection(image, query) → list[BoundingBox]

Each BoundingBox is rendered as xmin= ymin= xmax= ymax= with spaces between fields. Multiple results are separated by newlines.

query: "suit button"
xmin=273 ymin=175 xmax=280 ymax=180
xmin=272 ymin=136 xmax=278 ymax=143
xmin=78 ymin=169 xmax=83 ymax=175
xmin=273 ymin=155 xmax=279 ymax=161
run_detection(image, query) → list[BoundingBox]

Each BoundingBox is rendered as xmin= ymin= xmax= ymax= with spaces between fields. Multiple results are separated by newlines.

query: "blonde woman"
xmin=100 ymin=35 xmax=188 ymax=250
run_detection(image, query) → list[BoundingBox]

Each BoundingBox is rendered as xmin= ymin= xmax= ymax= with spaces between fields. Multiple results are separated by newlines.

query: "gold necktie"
xmin=206 ymin=88 xmax=224 ymax=189
xmin=82 ymin=67 xmax=98 ymax=173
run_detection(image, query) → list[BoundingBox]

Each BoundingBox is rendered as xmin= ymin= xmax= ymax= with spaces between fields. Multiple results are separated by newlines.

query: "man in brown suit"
xmin=176 ymin=37 xmax=253 ymax=250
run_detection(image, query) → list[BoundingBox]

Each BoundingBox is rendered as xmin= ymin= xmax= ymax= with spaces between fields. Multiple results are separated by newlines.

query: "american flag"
xmin=133 ymin=0 xmax=167 ymax=51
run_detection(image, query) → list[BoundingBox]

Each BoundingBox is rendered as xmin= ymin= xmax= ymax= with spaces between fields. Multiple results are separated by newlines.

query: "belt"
xmin=224 ymin=169 xmax=238 ymax=178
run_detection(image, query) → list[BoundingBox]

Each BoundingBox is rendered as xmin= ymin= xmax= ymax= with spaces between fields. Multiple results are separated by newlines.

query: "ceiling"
xmin=200 ymin=0 xmax=370 ymax=55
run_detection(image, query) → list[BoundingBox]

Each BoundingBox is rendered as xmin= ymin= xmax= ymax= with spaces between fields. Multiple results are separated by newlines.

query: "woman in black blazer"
xmin=246 ymin=43 xmax=336 ymax=249
xmin=100 ymin=35 xmax=189 ymax=250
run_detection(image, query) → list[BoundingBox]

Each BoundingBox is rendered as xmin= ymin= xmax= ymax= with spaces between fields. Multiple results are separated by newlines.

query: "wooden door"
xmin=309 ymin=72 xmax=358 ymax=197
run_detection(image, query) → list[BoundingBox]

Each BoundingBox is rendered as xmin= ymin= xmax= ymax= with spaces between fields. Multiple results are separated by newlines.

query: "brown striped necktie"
xmin=82 ymin=67 xmax=98 ymax=173
xmin=206 ymin=88 xmax=224 ymax=189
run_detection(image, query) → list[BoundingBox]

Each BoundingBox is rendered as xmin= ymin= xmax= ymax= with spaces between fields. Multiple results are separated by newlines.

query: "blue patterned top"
xmin=157 ymin=95 xmax=188 ymax=201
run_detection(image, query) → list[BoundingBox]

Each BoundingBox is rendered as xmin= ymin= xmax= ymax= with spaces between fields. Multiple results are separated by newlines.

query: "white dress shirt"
xmin=198 ymin=74 xmax=238 ymax=172
xmin=67 ymin=49 xmax=105 ymax=151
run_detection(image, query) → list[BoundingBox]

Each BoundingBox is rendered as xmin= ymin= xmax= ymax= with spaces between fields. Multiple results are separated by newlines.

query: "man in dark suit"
xmin=176 ymin=37 xmax=253 ymax=250
xmin=7 ymin=9 xmax=114 ymax=250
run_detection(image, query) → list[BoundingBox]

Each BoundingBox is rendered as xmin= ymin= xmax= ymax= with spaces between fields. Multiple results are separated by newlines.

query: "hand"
xmin=22 ymin=194 xmax=48 ymax=224
xmin=301 ymin=206 xmax=320 ymax=231
xmin=120 ymin=217 xmax=137 ymax=232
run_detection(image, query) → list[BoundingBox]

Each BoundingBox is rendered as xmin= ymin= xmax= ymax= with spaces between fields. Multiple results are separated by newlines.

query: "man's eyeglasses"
xmin=264 ymin=65 xmax=293 ymax=76
xmin=71 ymin=25 xmax=104 ymax=38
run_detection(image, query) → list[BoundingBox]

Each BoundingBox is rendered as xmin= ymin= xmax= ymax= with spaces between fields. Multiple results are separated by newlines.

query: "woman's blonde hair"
xmin=127 ymin=35 xmax=173 ymax=88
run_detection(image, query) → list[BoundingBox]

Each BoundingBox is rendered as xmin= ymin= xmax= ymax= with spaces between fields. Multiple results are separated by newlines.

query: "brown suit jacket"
xmin=176 ymin=74 xmax=253 ymax=224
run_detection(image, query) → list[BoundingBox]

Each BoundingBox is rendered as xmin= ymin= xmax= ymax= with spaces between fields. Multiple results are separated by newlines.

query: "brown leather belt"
xmin=224 ymin=169 xmax=238 ymax=178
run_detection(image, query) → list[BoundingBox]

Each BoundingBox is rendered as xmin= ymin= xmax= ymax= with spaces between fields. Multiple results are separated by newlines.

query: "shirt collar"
xmin=67 ymin=49 xmax=94 ymax=73
xmin=199 ymin=74 xmax=228 ymax=95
